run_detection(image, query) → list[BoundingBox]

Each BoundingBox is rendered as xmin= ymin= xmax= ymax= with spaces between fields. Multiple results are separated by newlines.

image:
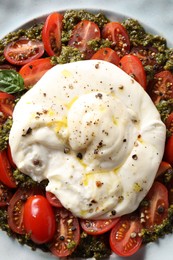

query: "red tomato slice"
xmin=164 ymin=135 xmax=173 ymax=166
xmin=156 ymin=161 xmax=172 ymax=178
xmin=0 ymin=92 xmax=15 ymax=118
xmin=165 ymin=112 xmax=173 ymax=135
xmin=120 ymin=54 xmax=147 ymax=89
xmin=0 ymin=149 xmax=16 ymax=188
xmin=19 ymin=58 xmax=53 ymax=88
xmin=80 ymin=217 xmax=120 ymax=235
xmin=110 ymin=215 xmax=142 ymax=257
xmin=50 ymin=208 xmax=80 ymax=258
xmin=148 ymin=70 xmax=173 ymax=104
xmin=46 ymin=191 xmax=63 ymax=208
xmin=91 ymin=47 xmax=120 ymax=66
xmin=23 ymin=195 xmax=56 ymax=244
xmin=102 ymin=22 xmax=130 ymax=57
xmin=4 ymin=38 xmax=44 ymax=66
xmin=140 ymin=181 xmax=168 ymax=229
xmin=42 ymin=12 xmax=63 ymax=56
xmin=68 ymin=20 xmax=101 ymax=59
xmin=7 ymin=187 xmax=42 ymax=234
xmin=7 ymin=145 xmax=16 ymax=169
xmin=0 ymin=181 xmax=13 ymax=207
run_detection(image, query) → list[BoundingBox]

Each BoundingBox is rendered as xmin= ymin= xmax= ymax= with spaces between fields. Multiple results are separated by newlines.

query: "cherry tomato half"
xmin=0 ymin=92 xmax=15 ymax=119
xmin=110 ymin=215 xmax=142 ymax=257
xmin=46 ymin=191 xmax=63 ymax=208
xmin=80 ymin=217 xmax=120 ymax=235
xmin=50 ymin=208 xmax=80 ymax=258
xmin=7 ymin=145 xmax=16 ymax=169
xmin=42 ymin=12 xmax=63 ymax=56
xmin=91 ymin=47 xmax=120 ymax=66
xmin=68 ymin=20 xmax=101 ymax=59
xmin=156 ymin=161 xmax=172 ymax=178
xmin=4 ymin=38 xmax=44 ymax=66
xmin=164 ymin=135 xmax=173 ymax=166
xmin=0 ymin=149 xmax=16 ymax=188
xmin=102 ymin=22 xmax=130 ymax=57
xmin=8 ymin=187 xmax=42 ymax=234
xmin=0 ymin=181 xmax=13 ymax=207
xmin=19 ymin=58 xmax=53 ymax=88
xmin=23 ymin=195 xmax=56 ymax=244
xmin=165 ymin=112 xmax=173 ymax=135
xmin=148 ymin=70 xmax=173 ymax=104
xmin=140 ymin=181 xmax=168 ymax=229
xmin=120 ymin=54 xmax=147 ymax=89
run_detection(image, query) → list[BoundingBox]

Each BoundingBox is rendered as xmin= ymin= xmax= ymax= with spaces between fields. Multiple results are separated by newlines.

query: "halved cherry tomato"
xmin=0 ymin=181 xmax=13 ymax=207
xmin=140 ymin=181 xmax=168 ymax=229
xmin=4 ymin=38 xmax=44 ymax=66
xmin=0 ymin=149 xmax=16 ymax=188
xmin=19 ymin=58 xmax=53 ymax=88
xmin=110 ymin=215 xmax=142 ymax=257
xmin=165 ymin=112 xmax=173 ymax=135
xmin=23 ymin=195 xmax=56 ymax=244
xmin=7 ymin=187 xmax=42 ymax=234
xmin=42 ymin=12 xmax=63 ymax=56
xmin=91 ymin=47 xmax=120 ymax=66
xmin=130 ymin=46 xmax=161 ymax=69
xmin=50 ymin=208 xmax=80 ymax=257
xmin=68 ymin=20 xmax=101 ymax=59
xmin=46 ymin=191 xmax=63 ymax=208
xmin=7 ymin=145 xmax=16 ymax=169
xmin=102 ymin=22 xmax=130 ymax=57
xmin=164 ymin=135 xmax=173 ymax=166
xmin=120 ymin=54 xmax=147 ymax=89
xmin=148 ymin=70 xmax=173 ymax=104
xmin=156 ymin=161 xmax=172 ymax=178
xmin=80 ymin=217 xmax=120 ymax=235
xmin=0 ymin=92 xmax=15 ymax=118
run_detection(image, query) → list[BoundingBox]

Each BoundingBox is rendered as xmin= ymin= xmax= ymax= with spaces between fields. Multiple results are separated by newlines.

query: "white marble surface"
xmin=0 ymin=0 xmax=173 ymax=260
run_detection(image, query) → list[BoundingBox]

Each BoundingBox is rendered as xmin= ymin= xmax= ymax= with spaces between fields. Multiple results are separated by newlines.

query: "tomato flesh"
xmin=120 ymin=54 xmax=147 ymax=89
xmin=42 ymin=12 xmax=63 ymax=56
xmin=19 ymin=58 xmax=53 ymax=88
xmin=68 ymin=20 xmax=101 ymax=59
xmin=165 ymin=112 xmax=173 ymax=135
xmin=110 ymin=215 xmax=142 ymax=257
xmin=164 ymin=136 xmax=173 ymax=166
xmin=46 ymin=191 xmax=63 ymax=208
xmin=50 ymin=208 xmax=80 ymax=257
xmin=0 ymin=181 xmax=13 ymax=207
xmin=91 ymin=47 xmax=120 ymax=66
xmin=140 ymin=181 xmax=168 ymax=229
xmin=0 ymin=92 xmax=15 ymax=119
xmin=23 ymin=195 xmax=56 ymax=244
xmin=102 ymin=22 xmax=130 ymax=57
xmin=80 ymin=217 xmax=120 ymax=235
xmin=4 ymin=38 xmax=44 ymax=66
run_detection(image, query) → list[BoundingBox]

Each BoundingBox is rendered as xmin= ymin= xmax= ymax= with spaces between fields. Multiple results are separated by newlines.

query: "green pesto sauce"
xmin=0 ymin=118 xmax=12 ymax=151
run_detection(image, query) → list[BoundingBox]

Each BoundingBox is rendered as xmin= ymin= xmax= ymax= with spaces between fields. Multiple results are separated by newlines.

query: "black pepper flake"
xmin=43 ymin=93 xmax=46 ymax=97
xmin=77 ymin=152 xmax=83 ymax=160
xmin=95 ymin=63 xmax=100 ymax=69
xmin=32 ymin=159 xmax=42 ymax=166
xmin=119 ymin=85 xmax=124 ymax=90
xmin=132 ymin=154 xmax=138 ymax=160
xmin=123 ymin=138 xmax=127 ymax=142
xmin=111 ymin=210 xmax=116 ymax=216
xmin=157 ymin=205 xmax=165 ymax=214
xmin=22 ymin=127 xmax=32 ymax=136
xmin=59 ymin=235 xmax=65 ymax=241
xmin=95 ymin=93 xmax=103 ymax=99
xmin=64 ymin=147 xmax=70 ymax=154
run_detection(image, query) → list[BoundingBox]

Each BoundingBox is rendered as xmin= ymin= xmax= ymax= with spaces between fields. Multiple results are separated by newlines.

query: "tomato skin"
xmin=165 ymin=112 xmax=173 ymax=135
xmin=23 ymin=195 xmax=56 ymax=244
xmin=4 ymin=38 xmax=44 ymax=66
xmin=110 ymin=215 xmax=142 ymax=257
xmin=0 ymin=149 xmax=16 ymax=188
xmin=8 ymin=187 xmax=42 ymax=234
xmin=148 ymin=70 xmax=173 ymax=104
xmin=91 ymin=47 xmax=120 ymax=66
xmin=42 ymin=12 xmax=63 ymax=56
xmin=0 ymin=181 xmax=13 ymax=207
xmin=140 ymin=181 xmax=168 ymax=229
xmin=120 ymin=54 xmax=147 ymax=89
xmin=156 ymin=161 xmax=172 ymax=178
xmin=164 ymin=136 xmax=173 ymax=166
xmin=102 ymin=22 xmax=130 ymax=57
xmin=46 ymin=191 xmax=63 ymax=208
xmin=68 ymin=20 xmax=101 ymax=59
xmin=0 ymin=92 xmax=15 ymax=118
xmin=19 ymin=58 xmax=53 ymax=88
xmin=50 ymin=208 xmax=80 ymax=257
xmin=80 ymin=217 xmax=120 ymax=235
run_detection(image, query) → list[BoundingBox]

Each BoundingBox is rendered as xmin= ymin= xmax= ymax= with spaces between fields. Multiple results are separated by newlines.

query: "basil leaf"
xmin=0 ymin=69 xmax=25 ymax=94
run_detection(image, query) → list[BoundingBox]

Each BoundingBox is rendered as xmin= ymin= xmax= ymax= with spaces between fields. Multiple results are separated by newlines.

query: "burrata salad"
xmin=0 ymin=9 xmax=173 ymax=259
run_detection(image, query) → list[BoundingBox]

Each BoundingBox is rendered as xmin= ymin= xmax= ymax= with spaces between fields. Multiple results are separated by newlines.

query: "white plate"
xmin=0 ymin=1 xmax=173 ymax=260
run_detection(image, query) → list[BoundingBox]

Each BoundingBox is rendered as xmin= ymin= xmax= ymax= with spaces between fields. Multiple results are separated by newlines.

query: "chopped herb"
xmin=0 ymin=117 xmax=12 ymax=151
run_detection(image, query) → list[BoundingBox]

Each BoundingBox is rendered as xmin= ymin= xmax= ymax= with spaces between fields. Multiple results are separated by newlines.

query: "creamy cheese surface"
xmin=9 ymin=60 xmax=166 ymax=219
